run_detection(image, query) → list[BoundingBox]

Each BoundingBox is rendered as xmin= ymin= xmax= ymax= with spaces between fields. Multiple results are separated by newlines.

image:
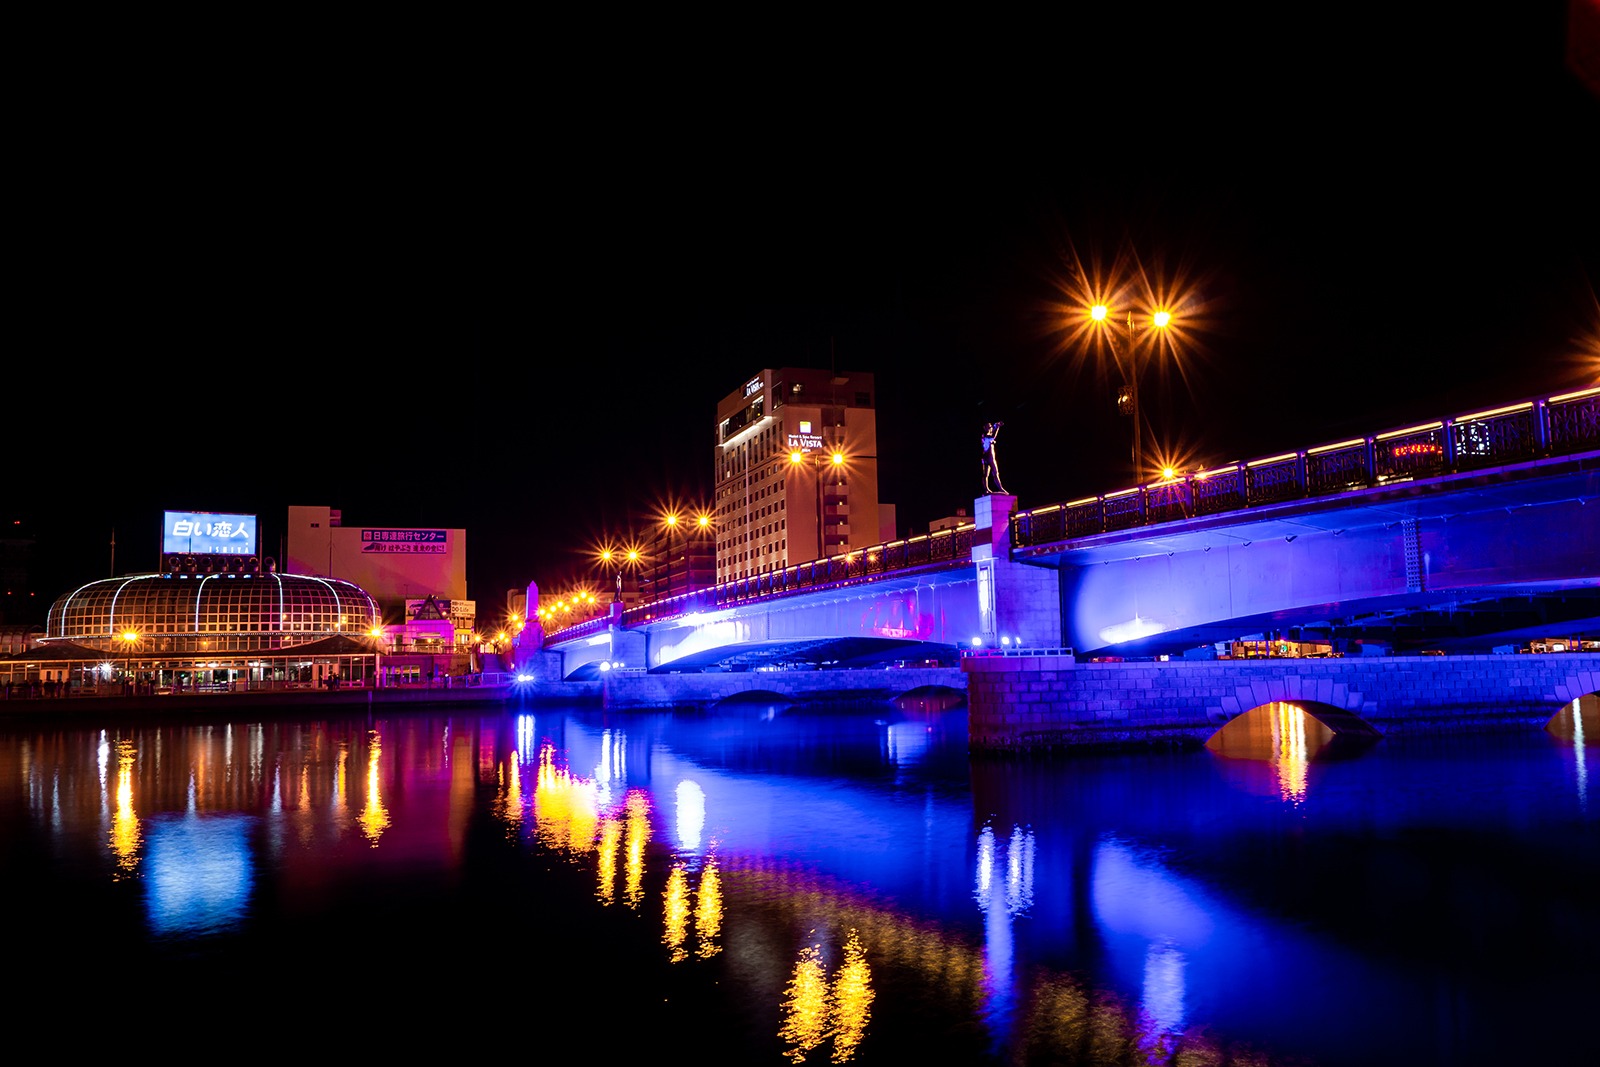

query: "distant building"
xmin=713 ymin=367 xmax=895 ymax=584
xmin=285 ymin=505 xmax=476 ymax=645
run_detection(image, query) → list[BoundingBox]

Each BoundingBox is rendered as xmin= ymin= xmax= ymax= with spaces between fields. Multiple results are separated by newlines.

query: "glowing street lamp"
xmin=790 ymin=447 xmax=846 ymax=561
xmin=658 ymin=509 xmax=713 ymax=599
xmin=1090 ymin=302 xmax=1174 ymax=482
xmin=119 ymin=629 xmax=139 ymax=691
xmin=663 ymin=512 xmax=681 ymax=599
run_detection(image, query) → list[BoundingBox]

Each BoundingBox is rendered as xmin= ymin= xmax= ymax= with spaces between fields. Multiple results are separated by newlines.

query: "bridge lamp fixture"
xmin=789 ymin=448 xmax=847 ymax=561
xmin=600 ymin=544 xmax=645 ymax=601
xmin=1088 ymin=301 xmax=1176 ymax=483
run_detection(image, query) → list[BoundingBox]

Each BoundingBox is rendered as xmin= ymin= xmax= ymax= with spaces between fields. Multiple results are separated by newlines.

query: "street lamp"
xmin=1090 ymin=302 xmax=1173 ymax=482
xmin=659 ymin=509 xmax=712 ymax=599
xmin=120 ymin=630 xmax=139 ymax=693
xmin=598 ymin=543 xmax=644 ymax=603
xmin=663 ymin=512 xmax=681 ymax=599
xmin=790 ymin=447 xmax=845 ymax=562
xmin=599 ymin=547 xmax=622 ymax=601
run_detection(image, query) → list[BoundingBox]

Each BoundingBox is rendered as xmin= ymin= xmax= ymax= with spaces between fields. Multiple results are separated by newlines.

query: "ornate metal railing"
xmin=544 ymin=386 xmax=1597 ymax=642
xmin=1011 ymin=386 xmax=1598 ymax=550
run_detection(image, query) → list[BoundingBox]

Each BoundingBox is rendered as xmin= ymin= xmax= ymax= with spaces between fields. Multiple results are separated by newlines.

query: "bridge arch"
xmin=1205 ymin=700 xmax=1384 ymax=758
xmin=710 ymin=689 xmax=794 ymax=713
xmin=1545 ymin=688 xmax=1599 ymax=740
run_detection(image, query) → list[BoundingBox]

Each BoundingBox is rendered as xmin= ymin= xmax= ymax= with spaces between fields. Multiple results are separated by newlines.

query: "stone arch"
xmin=1546 ymin=671 xmax=1600 ymax=706
xmin=1206 ymin=699 xmax=1383 ymax=757
xmin=1543 ymin=674 xmax=1599 ymax=739
xmin=1206 ymin=675 xmax=1372 ymax=726
xmin=710 ymin=689 xmax=794 ymax=712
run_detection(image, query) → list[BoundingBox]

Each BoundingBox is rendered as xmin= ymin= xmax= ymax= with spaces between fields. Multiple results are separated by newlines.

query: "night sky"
xmin=8 ymin=5 xmax=1598 ymax=623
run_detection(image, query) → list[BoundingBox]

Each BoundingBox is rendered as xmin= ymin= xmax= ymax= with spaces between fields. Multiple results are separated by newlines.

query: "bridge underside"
xmin=1027 ymin=460 xmax=1599 ymax=658
xmin=1092 ymin=581 xmax=1600 ymax=659
xmin=633 ymin=636 xmax=957 ymax=675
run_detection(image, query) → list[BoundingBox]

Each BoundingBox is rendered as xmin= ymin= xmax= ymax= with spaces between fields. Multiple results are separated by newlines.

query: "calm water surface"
xmin=3 ymin=694 xmax=1596 ymax=1065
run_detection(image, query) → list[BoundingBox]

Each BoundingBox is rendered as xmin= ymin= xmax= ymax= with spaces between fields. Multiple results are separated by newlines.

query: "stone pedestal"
xmin=970 ymin=493 xmax=1063 ymax=651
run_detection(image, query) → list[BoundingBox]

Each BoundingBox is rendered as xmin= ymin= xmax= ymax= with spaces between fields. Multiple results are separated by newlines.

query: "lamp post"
xmin=789 ymin=447 xmax=846 ymax=561
xmin=663 ymin=513 xmax=680 ymax=600
xmin=600 ymin=547 xmax=622 ymax=601
xmin=1090 ymin=302 xmax=1173 ymax=482
xmin=693 ymin=512 xmax=711 ymax=591
xmin=120 ymin=630 xmax=139 ymax=694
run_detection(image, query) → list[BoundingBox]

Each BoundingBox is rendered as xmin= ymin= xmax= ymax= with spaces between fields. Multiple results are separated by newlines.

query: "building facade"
xmin=285 ymin=505 xmax=475 ymax=643
xmin=713 ymin=367 xmax=894 ymax=584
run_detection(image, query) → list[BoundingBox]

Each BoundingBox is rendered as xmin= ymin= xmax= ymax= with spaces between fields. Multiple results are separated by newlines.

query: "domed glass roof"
xmin=45 ymin=572 xmax=381 ymax=655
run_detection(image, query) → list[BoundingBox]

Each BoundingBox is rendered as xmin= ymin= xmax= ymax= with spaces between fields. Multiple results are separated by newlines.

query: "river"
xmin=2 ymin=692 xmax=1594 ymax=1065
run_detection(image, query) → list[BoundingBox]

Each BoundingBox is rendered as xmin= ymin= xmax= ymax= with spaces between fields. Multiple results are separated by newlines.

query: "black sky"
xmin=8 ymin=5 xmax=1598 ymax=622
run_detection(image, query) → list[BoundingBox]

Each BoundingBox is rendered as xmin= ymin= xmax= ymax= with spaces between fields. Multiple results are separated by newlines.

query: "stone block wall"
xmin=964 ymin=651 xmax=1600 ymax=752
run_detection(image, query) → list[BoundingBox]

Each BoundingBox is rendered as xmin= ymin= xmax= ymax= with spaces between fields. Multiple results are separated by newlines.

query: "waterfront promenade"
xmin=0 ymin=680 xmax=518 ymax=720
xmin=3 ymin=654 xmax=1595 ymax=758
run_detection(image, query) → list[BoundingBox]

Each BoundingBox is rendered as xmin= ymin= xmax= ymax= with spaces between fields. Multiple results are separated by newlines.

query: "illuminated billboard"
xmin=162 ymin=511 xmax=258 ymax=555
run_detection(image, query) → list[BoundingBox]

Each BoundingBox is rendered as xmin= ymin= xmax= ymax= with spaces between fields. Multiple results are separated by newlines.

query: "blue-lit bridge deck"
xmin=537 ymin=386 xmax=1599 ymax=673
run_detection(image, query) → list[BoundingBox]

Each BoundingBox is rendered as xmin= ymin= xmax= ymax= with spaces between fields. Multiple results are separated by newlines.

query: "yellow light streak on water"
xmin=663 ymin=863 xmax=690 ymax=962
xmin=1273 ymin=703 xmax=1310 ymax=804
xmin=109 ymin=739 xmax=141 ymax=877
xmin=780 ymin=941 xmax=830 ymax=1062
xmin=830 ymin=929 xmax=874 ymax=1063
xmin=624 ymin=789 xmax=651 ymax=908
xmin=494 ymin=751 xmax=525 ymax=835
xmin=359 ymin=728 xmax=389 ymax=845
xmin=695 ymin=854 xmax=723 ymax=959
xmin=534 ymin=743 xmax=600 ymax=855
xmin=597 ymin=815 xmax=620 ymax=904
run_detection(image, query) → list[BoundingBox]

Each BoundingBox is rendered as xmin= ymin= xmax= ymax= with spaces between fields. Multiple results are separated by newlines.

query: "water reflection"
xmin=108 ymin=736 xmax=141 ymax=875
xmin=1206 ymin=700 xmax=1380 ymax=802
xmin=781 ymin=940 xmax=830 ymax=1061
xmin=1548 ymin=693 xmax=1598 ymax=810
xmin=145 ymin=814 xmax=252 ymax=937
xmin=4 ymin=702 xmax=1598 ymax=1064
xmin=358 ymin=727 xmax=389 ymax=844
xmin=696 ymin=854 xmax=723 ymax=959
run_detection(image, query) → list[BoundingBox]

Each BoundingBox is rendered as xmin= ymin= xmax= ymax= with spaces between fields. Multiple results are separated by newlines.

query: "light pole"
xmin=789 ymin=447 xmax=845 ymax=561
xmin=600 ymin=547 xmax=623 ymax=602
xmin=694 ymin=511 xmax=711 ymax=589
xmin=663 ymin=512 xmax=680 ymax=599
xmin=120 ymin=630 xmax=139 ymax=693
xmin=1091 ymin=302 xmax=1173 ymax=482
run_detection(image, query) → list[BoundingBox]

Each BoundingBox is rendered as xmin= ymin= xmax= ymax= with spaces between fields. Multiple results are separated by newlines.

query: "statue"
xmin=981 ymin=421 xmax=1007 ymax=494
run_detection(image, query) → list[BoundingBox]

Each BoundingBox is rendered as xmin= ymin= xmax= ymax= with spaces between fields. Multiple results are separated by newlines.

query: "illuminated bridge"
xmin=533 ymin=387 xmax=1599 ymax=682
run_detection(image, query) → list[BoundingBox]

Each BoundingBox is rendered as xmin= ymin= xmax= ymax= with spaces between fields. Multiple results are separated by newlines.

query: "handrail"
xmin=541 ymin=386 xmax=1598 ymax=643
xmin=1011 ymin=386 xmax=1598 ymax=549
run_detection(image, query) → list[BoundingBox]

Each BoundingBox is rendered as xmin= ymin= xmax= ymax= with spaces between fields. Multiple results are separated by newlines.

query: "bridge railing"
xmin=613 ymin=524 xmax=977 ymax=629
xmin=1012 ymin=386 xmax=1598 ymax=549
xmin=538 ymin=524 xmax=978 ymax=642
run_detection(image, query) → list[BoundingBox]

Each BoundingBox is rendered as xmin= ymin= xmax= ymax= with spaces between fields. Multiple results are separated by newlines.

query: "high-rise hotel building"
xmin=713 ymin=367 xmax=895 ymax=584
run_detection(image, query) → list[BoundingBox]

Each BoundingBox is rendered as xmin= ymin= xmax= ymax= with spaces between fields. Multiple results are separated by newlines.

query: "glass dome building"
xmin=45 ymin=571 xmax=381 ymax=654
xmin=16 ymin=570 xmax=384 ymax=692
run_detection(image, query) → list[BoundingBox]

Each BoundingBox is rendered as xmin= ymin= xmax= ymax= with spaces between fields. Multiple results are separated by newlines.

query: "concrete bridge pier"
xmin=604 ymin=602 xmax=648 ymax=670
xmin=974 ymin=493 xmax=1063 ymax=652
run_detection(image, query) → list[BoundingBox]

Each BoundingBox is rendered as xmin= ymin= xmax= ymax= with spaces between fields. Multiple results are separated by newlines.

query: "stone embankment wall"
xmin=963 ymin=651 xmax=1600 ymax=753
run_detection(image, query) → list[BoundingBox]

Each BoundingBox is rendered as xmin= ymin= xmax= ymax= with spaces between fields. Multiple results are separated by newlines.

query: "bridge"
xmin=530 ymin=385 xmax=1599 ymax=682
